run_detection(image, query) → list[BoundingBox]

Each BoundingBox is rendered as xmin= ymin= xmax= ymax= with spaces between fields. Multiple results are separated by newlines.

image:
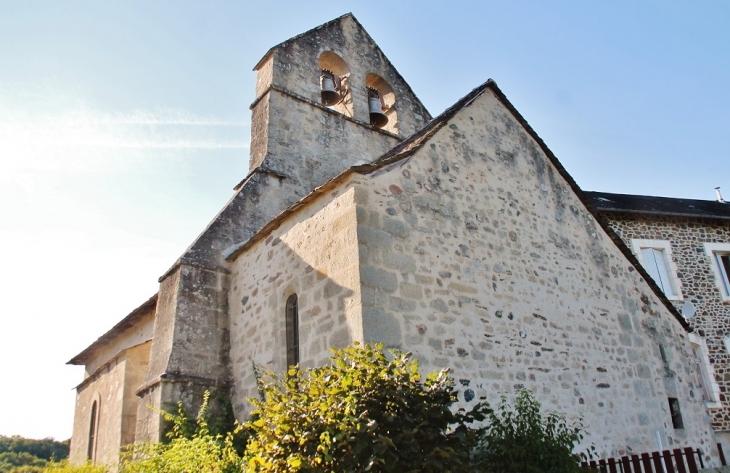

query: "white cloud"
xmin=0 ymin=83 xmax=250 ymax=177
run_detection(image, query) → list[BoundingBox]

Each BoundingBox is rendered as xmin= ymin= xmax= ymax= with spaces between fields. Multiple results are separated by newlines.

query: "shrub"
xmin=476 ymin=388 xmax=589 ymax=473
xmin=43 ymin=460 xmax=107 ymax=472
xmin=119 ymin=391 xmax=242 ymax=473
xmin=243 ymin=342 xmax=489 ymax=472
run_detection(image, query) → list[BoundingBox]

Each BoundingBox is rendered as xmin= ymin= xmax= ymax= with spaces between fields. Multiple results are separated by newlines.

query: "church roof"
xmin=586 ymin=191 xmax=730 ymax=220
xmin=67 ymin=293 xmax=158 ymax=365
xmin=225 ymin=79 xmax=692 ymax=331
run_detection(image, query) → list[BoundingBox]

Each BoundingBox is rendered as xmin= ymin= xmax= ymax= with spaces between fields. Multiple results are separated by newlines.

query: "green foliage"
xmin=159 ymin=390 xmax=240 ymax=446
xmin=43 ymin=460 xmax=107 ymax=472
xmin=120 ymin=391 xmax=243 ymax=473
xmin=0 ymin=435 xmax=71 ymax=473
xmin=0 ymin=451 xmax=47 ymax=472
xmin=0 ymin=436 xmax=69 ymax=462
xmin=243 ymin=342 xmax=489 ymax=473
xmin=476 ymin=388 xmax=589 ymax=473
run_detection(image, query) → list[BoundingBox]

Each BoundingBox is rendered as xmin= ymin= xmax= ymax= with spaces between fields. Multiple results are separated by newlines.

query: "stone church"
xmin=67 ymin=13 xmax=726 ymax=467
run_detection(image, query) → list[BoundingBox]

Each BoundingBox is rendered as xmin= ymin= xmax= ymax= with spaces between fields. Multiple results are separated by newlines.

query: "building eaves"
xmin=67 ymin=293 xmax=158 ymax=365
xmin=225 ymin=79 xmax=691 ymax=332
xmin=586 ymin=191 xmax=730 ymax=220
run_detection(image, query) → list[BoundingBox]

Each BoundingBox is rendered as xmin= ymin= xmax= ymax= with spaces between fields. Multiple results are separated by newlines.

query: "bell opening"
xmin=368 ymin=88 xmax=388 ymax=128
xmin=320 ymin=70 xmax=343 ymax=107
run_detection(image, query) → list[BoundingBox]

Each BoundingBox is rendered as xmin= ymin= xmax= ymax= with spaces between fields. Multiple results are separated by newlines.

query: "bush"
xmin=476 ymin=388 xmax=589 ymax=473
xmin=119 ymin=391 xmax=242 ymax=473
xmin=43 ymin=460 xmax=108 ymax=472
xmin=243 ymin=342 xmax=489 ymax=472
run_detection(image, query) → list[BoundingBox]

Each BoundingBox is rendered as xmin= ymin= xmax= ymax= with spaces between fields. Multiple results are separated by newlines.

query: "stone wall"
xmin=121 ymin=342 xmax=150 ymax=447
xmin=70 ymin=342 xmax=151 ymax=467
xmin=603 ymin=212 xmax=730 ymax=431
xmin=83 ymin=311 xmax=154 ymax=376
xmin=228 ymin=188 xmax=362 ymax=418
xmin=347 ymin=88 xmax=717 ymax=460
xmin=135 ymin=263 xmax=231 ymax=442
xmin=255 ymin=14 xmax=429 ymax=141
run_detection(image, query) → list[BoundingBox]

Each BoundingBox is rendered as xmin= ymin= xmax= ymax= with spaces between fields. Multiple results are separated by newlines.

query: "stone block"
xmin=399 ymin=282 xmax=423 ymax=300
xmin=358 ymin=225 xmax=392 ymax=247
xmin=389 ymin=296 xmax=416 ymax=312
xmin=383 ymin=218 xmax=410 ymax=238
xmin=360 ymin=265 xmax=398 ymax=292
xmin=362 ymin=307 xmax=402 ymax=346
xmin=383 ymin=252 xmax=416 ymax=272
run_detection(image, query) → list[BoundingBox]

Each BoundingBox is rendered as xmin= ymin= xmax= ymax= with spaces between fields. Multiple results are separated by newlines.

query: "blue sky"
xmin=1 ymin=1 xmax=728 ymax=440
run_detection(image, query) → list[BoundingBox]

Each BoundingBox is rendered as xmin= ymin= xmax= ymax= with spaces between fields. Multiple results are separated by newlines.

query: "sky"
xmin=1 ymin=1 xmax=728 ymax=441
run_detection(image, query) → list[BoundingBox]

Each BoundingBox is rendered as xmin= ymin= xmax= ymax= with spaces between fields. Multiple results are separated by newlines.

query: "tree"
xmin=0 ymin=436 xmax=69 ymax=462
xmin=243 ymin=342 xmax=489 ymax=473
xmin=476 ymin=388 xmax=589 ymax=473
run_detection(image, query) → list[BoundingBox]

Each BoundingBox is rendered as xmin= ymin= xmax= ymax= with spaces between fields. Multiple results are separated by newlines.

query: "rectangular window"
xmin=631 ymin=240 xmax=683 ymax=300
xmin=689 ymin=333 xmax=721 ymax=408
xmin=703 ymin=243 xmax=730 ymax=302
xmin=668 ymin=398 xmax=684 ymax=429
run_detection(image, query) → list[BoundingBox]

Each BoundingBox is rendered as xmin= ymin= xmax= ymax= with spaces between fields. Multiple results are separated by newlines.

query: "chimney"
xmin=716 ymin=187 xmax=725 ymax=203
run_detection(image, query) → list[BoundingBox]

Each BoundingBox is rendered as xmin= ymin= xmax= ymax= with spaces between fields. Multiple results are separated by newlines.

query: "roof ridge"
xmin=252 ymin=13 xmax=431 ymax=121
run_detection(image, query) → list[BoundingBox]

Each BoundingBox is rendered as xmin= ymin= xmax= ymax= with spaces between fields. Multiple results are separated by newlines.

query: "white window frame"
xmin=704 ymin=243 xmax=730 ymax=302
xmin=631 ymin=239 xmax=683 ymax=301
xmin=688 ymin=333 xmax=722 ymax=408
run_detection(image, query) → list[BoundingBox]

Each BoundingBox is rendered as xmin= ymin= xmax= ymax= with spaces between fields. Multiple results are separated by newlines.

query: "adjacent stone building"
xmin=68 ymin=13 xmax=726 ymax=467
xmin=587 ymin=192 xmax=730 ymax=444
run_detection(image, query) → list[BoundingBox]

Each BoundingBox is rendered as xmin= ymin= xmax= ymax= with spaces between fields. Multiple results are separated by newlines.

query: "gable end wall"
xmin=351 ymin=88 xmax=716 ymax=459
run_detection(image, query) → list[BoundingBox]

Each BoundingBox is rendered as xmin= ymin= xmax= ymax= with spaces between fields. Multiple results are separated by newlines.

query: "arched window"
xmin=366 ymin=73 xmax=398 ymax=133
xmin=285 ymin=294 xmax=299 ymax=367
xmin=87 ymin=400 xmax=98 ymax=461
xmin=318 ymin=52 xmax=352 ymax=117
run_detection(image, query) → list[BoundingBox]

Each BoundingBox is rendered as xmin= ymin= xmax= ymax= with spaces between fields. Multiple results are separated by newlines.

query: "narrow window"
xmin=668 ymin=398 xmax=684 ymax=429
xmin=692 ymin=345 xmax=711 ymax=401
xmin=285 ymin=294 xmax=299 ymax=367
xmin=689 ymin=333 xmax=721 ymax=405
xmin=87 ymin=401 xmax=98 ymax=461
xmin=714 ymin=252 xmax=730 ymax=296
xmin=703 ymin=243 xmax=730 ymax=301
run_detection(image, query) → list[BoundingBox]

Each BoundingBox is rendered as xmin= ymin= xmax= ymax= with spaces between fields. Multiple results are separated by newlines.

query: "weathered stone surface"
xmin=603 ymin=211 xmax=730 ymax=432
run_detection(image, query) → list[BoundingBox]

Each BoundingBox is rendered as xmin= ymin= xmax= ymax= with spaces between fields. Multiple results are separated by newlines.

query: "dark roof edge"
xmin=252 ymin=13 xmax=431 ymax=121
xmin=594 ymin=208 xmax=730 ymax=220
xmin=74 ymin=339 xmax=152 ymax=391
xmin=353 ymin=80 xmax=490 ymax=173
xmin=225 ymin=81 xmax=492 ymax=262
xmin=224 ymin=78 xmax=691 ymax=331
xmin=584 ymin=190 xmax=730 ymax=220
xmin=67 ymin=293 xmax=158 ymax=365
xmin=483 ymin=83 xmax=691 ymax=332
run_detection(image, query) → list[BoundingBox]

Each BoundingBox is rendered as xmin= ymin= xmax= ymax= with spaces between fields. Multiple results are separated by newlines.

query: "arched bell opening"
xmin=365 ymin=73 xmax=398 ymax=134
xmin=318 ymin=52 xmax=353 ymax=117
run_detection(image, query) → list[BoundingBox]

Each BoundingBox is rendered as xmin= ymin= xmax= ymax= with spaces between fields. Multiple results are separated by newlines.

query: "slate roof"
xmin=586 ymin=191 xmax=730 ymax=220
xmin=67 ymin=293 xmax=158 ymax=365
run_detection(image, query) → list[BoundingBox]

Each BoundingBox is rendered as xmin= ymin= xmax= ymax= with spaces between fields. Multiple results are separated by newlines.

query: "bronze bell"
xmin=320 ymin=70 xmax=342 ymax=106
xmin=368 ymin=88 xmax=388 ymax=127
